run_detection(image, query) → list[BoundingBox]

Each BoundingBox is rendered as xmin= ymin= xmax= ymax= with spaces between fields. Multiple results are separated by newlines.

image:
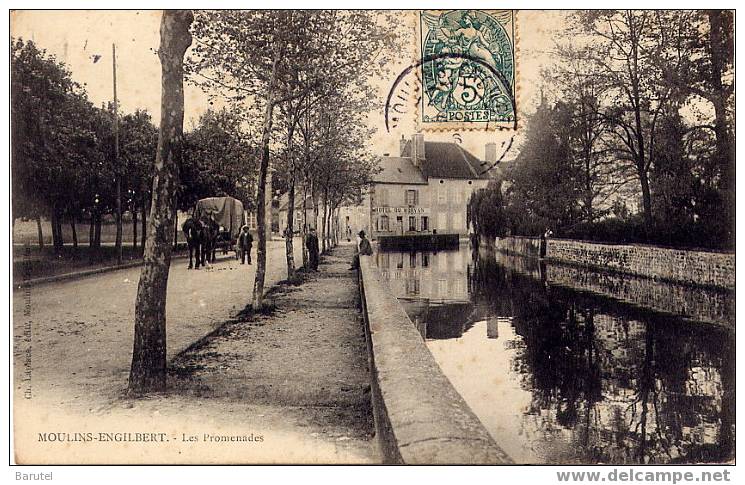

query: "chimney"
xmin=411 ymin=133 xmax=425 ymax=166
xmin=485 ymin=142 xmax=497 ymax=165
xmin=399 ymin=134 xmax=407 ymax=157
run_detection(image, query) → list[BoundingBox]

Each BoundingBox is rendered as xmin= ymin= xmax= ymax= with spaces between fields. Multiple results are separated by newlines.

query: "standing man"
xmin=238 ymin=225 xmax=253 ymax=264
xmin=540 ymin=227 xmax=552 ymax=259
xmin=306 ymin=227 xmax=320 ymax=271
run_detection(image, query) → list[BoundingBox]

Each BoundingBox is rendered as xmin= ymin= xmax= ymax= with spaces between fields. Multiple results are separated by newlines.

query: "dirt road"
xmin=13 ymin=241 xmax=377 ymax=463
xmin=11 ymin=240 xmax=379 ymax=463
xmin=13 ymin=240 xmax=300 ymax=404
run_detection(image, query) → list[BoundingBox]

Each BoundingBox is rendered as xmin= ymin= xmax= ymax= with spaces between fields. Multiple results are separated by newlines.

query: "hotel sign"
xmin=372 ymin=206 xmax=429 ymax=215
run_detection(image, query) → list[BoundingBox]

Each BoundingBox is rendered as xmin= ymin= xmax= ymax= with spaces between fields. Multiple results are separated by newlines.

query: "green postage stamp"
xmin=418 ymin=10 xmax=516 ymax=131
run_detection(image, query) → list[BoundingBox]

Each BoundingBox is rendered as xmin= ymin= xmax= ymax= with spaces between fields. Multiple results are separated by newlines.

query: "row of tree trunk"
xmin=283 ymin=179 xmax=342 ymax=283
xmin=128 ymin=9 xmax=342 ymax=394
xmin=28 ymin=204 xmax=151 ymax=254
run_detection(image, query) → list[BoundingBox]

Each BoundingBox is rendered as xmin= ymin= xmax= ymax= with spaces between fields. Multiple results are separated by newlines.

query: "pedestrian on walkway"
xmin=306 ymin=227 xmax=320 ymax=271
xmin=238 ymin=225 xmax=253 ymax=264
xmin=349 ymin=230 xmax=373 ymax=270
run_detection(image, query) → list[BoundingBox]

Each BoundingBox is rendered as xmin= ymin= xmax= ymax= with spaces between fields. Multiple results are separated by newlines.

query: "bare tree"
xmin=550 ymin=46 xmax=618 ymax=222
xmin=574 ymin=10 xmax=691 ymax=228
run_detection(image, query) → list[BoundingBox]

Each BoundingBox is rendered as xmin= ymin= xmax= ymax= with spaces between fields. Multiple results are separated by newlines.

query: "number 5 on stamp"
xmin=418 ymin=10 xmax=517 ymax=131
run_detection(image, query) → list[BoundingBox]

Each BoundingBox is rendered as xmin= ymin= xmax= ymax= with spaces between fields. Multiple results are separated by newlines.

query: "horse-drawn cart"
xmin=193 ymin=196 xmax=245 ymax=258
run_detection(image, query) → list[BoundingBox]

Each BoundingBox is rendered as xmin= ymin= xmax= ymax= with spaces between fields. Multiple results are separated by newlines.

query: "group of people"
xmin=305 ymin=227 xmax=373 ymax=271
xmin=235 ymin=224 xmax=373 ymax=271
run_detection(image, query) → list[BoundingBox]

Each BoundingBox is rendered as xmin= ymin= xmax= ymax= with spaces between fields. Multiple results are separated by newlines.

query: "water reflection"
xmin=375 ymin=246 xmax=735 ymax=464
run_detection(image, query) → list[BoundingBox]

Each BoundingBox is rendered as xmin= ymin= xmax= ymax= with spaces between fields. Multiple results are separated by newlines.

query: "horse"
xmin=201 ymin=217 xmax=220 ymax=264
xmin=182 ymin=217 xmax=206 ymax=269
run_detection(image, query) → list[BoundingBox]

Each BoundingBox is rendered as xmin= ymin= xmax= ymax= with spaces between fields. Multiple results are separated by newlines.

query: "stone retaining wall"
xmin=546 ymin=262 xmax=734 ymax=327
xmin=493 ymin=237 xmax=735 ymax=290
xmin=492 ymin=252 xmax=733 ymax=328
xmin=358 ymin=255 xmax=512 ymax=464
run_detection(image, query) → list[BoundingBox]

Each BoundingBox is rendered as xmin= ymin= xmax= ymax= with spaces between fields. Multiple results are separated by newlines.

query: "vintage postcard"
xmin=9 ymin=8 xmax=735 ymax=468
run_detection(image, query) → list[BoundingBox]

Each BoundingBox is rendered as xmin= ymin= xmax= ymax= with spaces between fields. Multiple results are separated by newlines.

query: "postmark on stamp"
xmin=418 ymin=10 xmax=516 ymax=131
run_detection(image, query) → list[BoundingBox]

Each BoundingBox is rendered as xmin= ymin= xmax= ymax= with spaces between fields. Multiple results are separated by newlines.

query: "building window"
xmin=405 ymin=189 xmax=418 ymax=206
xmin=454 ymin=279 xmax=463 ymax=297
xmin=247 ymin=211 xmax=257 ymax=229
xmin=437 ymin=212 xmax=448 ymax=231
xmin=438 ymin=253 xmax=448 ymax=271
xmin=379 ymin=215 xmax=389 ymax=231
xmin=405 ymin=278 xmax=420 ymax=296
xmin=408 ymin=216 xmax=416 ymax=232
xmin=422 ymin=253 xmax=429 ymax=268
xmin=453 ymin=213 xmax=463 ymax=231
xmin=378 ymin=187 xmax=389 ymax=207
xmin=437 ymin=185 xmax=446 ymax=204
xmin=421 ymin=216 xmax=429 ymax=231
xmin=438 ymin=279 xmax=448 ymax=297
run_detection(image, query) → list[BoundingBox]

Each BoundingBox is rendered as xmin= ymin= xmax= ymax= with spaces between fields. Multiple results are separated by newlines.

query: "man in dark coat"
xmin=305 ymin=227 xmax=320 ymax=271
xmin=350 ymin=230 xmax=373 ymax=270
xmin=238 ymin=225 xmax=253 ymax=264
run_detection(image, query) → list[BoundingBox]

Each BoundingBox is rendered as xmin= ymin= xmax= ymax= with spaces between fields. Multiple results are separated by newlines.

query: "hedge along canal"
xmin=369 ymin=244 xmax=734 ymax=464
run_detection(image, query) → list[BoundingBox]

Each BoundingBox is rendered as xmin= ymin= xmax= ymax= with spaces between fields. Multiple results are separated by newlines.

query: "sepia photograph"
xmin=8 ymin=4 xmax=736 ymax=472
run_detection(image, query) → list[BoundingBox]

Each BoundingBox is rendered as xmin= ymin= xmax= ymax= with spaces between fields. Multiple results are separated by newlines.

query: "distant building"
xmin=277 ymin=192 xmax=315 ymax=234
xmin=338 ymin=203 xmax=368 ymax=241
xmin=347 ymin=133 xmax=493 ymax=240
xmin=283 ymin=134 xmax=497 ymax=240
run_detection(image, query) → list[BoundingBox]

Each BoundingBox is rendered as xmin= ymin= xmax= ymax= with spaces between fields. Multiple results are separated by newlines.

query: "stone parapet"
xmin=358 ymin=255 xmax=512 ymax=464
xmin=493 ymin=237 xmax=734 ymax=290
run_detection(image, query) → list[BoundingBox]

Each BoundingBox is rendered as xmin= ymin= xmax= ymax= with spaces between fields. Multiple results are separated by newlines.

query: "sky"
xmin=10 ymin=10 xmax=564 ymax=163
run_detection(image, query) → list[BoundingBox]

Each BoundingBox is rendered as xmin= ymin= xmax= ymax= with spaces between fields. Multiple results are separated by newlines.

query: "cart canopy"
xmin=194 ymin=196 xmax=245 ymax=239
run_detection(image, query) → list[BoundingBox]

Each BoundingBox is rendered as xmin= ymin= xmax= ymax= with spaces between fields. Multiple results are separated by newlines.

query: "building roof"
xmin=401 ymin=141 xmax=491 ymax=180
xmin=374 ymin=156 xmax=428 ymax=185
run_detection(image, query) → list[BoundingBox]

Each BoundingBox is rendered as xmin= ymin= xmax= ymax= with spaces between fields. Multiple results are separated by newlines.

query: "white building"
xmin=340 ymin=133 xmax=494 ymax=240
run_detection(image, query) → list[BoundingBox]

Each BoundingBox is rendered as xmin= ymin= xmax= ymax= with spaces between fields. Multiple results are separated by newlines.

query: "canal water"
xmin=374 ymin=245 xmax=735 ymax=464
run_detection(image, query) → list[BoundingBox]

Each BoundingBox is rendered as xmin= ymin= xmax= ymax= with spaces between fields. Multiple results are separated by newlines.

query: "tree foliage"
xmin=504 ymin=100 xmax=583 ymax=236
xmin=467 ymin=181 xmax=508 ymax=240
xmin=12 ymin=38 xmax=113 ymax=250
xmin=188 ymin=10 xmax=399 ymax=299
xmin=477 ymin=10 xmax=734 ymax=250
xmin=181 ymin=108 xmax=258 ymax=211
